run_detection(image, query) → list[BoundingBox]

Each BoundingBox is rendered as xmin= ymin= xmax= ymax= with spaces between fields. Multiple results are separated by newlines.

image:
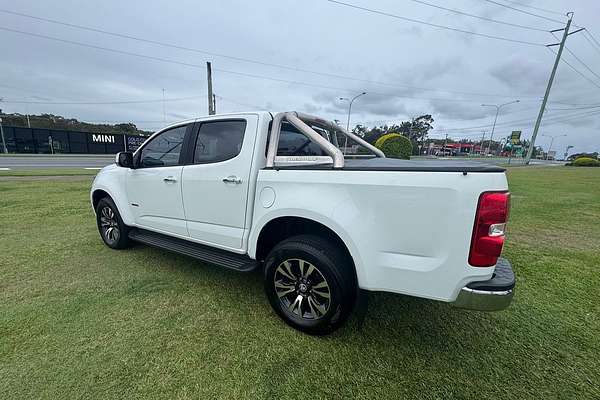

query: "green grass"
xmin=1 ymin=167 xmax=599 ymax=399
xmin=0 ymin=168 xmax=99 ymax=176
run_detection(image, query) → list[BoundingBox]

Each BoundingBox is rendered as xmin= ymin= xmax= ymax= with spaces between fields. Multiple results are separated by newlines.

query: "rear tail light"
xmin=469 ymin=191 xmax=510 ymax=267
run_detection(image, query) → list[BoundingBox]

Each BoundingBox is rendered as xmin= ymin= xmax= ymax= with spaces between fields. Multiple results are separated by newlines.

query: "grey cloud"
xmin=0 ymin=0 xmax=597 ymax=153
xmin=489 ymin=56 xmax=549 ymax=93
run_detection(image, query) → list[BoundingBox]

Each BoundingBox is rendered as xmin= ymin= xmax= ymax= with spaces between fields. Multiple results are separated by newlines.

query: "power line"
xmin=584 ymin=29 xmax=600 ymax=50
xmin=550 ymin=30 xmax=600 ymax=83
xmin=499 ymin=0 xmax=565 ymax=16
xmin=408 ymin=0 xmax=550 ymax=31
xmin=443 ymin=107 xmax=600 ymax=132
xmin=581 ymin=30 xmax=600 ymax=56
xmin=0 ymin=8 xmax=539 ymax=100
xmin=546 ymin=47 xmax=600 ymax=90
xmin=563 ymin=46 xmax=600 ymax=82
xmin=326 ymin=0 xmax=546 ymax=46
xmin=478 ymin=0 xmax=569 ymax=25
xmin=0 ymin=25 xmax=544 ymax=105
xmin=0 ymin=95 xmax=204 ymax=105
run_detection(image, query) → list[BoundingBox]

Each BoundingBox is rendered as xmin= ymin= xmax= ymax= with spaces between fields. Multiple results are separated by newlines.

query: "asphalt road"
xmin=0 ymin=154 xmax=565 ymax=170
xmin=0 ymin=155 xmax=115 ymax=169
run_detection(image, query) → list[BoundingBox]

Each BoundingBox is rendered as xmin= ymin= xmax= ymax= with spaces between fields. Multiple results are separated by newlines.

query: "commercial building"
xmin=0 ymin=126 xmax=149 ymax=154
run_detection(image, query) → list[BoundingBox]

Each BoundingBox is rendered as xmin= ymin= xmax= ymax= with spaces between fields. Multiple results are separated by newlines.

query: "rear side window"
xmin=277 ymin=123 xmax=327 ymax=157
xmin=139 ymin=125 xmax=187 ymax=168
xmin=194 ymin=120 xmax=247 ymax=164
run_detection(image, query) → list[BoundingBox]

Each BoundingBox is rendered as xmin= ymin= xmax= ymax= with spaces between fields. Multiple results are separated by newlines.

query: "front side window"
xmin=139 ymin=125 xmax=187 ymax=168
xmin=194 ymin=120 xmax=246 ymax=164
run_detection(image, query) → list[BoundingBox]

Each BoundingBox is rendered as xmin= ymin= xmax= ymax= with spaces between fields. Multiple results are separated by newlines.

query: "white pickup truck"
xmin=91 ymin=111 xmax=515 ymax=334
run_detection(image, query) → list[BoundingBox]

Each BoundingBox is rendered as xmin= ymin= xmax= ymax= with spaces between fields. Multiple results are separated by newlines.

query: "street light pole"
xmin=542 ymin=133 xmax=566 ymax=160
xmin=481 ymin=100 xmax=519 ymax=156
xmin=339 ymin=92 xmax=366 ymax=153
xmin=564 ymin=145 xmax=574 ymax=161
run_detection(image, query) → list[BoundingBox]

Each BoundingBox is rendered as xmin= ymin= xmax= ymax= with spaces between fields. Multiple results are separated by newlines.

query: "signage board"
xmin=510 ymin=131 xmax=521 ymax=144
xmin=126 ymin=135 xmax=148 ymax=152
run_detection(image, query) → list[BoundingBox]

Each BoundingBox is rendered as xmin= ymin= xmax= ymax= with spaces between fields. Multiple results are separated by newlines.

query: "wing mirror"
xmin=116 ymin=151 xmax=134 ymax=168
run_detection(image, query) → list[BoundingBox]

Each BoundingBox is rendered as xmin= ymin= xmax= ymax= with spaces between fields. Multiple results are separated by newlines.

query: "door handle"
xmin=222 ymin=175 xmax=242 ymax=184
xmin=163 ymin=176 xmax=177 ymax=183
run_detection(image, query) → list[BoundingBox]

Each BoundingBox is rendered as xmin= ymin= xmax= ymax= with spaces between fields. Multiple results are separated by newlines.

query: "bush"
xmin=374 ymin=133 xmax=412 ymax=159
xmin=570 ymin=157 xmax=600 ymax=167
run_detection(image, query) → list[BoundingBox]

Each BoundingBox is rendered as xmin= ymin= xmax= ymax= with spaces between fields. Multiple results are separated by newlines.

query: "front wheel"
xmin=96 ymin=197 xmax=131 ymax=249
xmin=264 ymin=235 xmax=357 ymax=335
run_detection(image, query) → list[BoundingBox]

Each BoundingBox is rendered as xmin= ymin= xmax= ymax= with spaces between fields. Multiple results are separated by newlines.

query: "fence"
xmin=0 ymin=126 xmax=149 ymax=154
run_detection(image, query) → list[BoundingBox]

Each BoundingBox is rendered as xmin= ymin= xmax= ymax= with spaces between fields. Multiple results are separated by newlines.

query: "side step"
xmin=128 ymin=228 xmax=258 ymax=272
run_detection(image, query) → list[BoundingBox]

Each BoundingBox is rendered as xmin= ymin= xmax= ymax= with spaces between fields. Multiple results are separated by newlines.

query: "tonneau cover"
xmin=268 ymin=157 xmax=505 ymax=173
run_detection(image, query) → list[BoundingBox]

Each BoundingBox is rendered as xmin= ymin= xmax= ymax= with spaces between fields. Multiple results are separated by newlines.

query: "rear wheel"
xmin=264 ymin=235 xmax=357 ymax=335
xmin=96 ymin=197 xmax=131 ymax=249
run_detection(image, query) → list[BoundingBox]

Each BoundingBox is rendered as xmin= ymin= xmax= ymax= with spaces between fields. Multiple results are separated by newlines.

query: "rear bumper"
xmin=451 ymin=258 xmax=515 ymax=311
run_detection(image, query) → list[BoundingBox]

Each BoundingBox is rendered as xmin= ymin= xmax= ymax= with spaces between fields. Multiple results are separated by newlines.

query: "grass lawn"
xmin=0 ymin=168 xmax=99 ymax=177
xmin=1 ymin=167 xmax=598 ymax=399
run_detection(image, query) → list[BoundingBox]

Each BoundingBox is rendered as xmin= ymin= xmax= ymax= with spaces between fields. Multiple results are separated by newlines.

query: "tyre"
xmin=264 ymin=234 xmax=357 ymax=335
xmin=96 ymin=197 xmax=131 ymax=249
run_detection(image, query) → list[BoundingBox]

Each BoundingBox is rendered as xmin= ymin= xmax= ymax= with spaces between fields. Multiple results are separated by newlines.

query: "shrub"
xmin=374 ymin=133 xmax=412 ymax=159
xmin=571 ymin=157 xmax=600 ymax=167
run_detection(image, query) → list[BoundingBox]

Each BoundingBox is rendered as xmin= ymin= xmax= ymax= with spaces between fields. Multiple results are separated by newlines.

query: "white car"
xmin=91 ymin=111 xmax=514 ymax=334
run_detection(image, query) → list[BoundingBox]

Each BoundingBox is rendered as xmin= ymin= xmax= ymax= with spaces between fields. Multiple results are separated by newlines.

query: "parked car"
xmin=91 ymin=111 xmax=514 ymax=334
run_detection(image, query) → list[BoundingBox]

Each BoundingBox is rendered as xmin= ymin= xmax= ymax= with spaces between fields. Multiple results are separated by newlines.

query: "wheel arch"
xmin=91 ymin=189 xmax=111 ymax=211
xmin=250 ymin=213 xmax=364 ymax=287
xmin=90 ymin=185 xmax=135 ymax=226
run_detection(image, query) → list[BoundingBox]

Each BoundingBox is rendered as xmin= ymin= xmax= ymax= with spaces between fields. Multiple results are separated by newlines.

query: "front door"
xmin=127 ymin=124 xmax=190 ymax=237
xmin=181 ymin=116 xmax=257 ymax=250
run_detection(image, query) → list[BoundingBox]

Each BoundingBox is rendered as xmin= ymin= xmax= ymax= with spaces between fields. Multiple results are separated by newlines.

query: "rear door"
xmin=126 ymin=123 xmax=191 ymax=236
xmin=181 ymin=116 xmax=257 ymax=250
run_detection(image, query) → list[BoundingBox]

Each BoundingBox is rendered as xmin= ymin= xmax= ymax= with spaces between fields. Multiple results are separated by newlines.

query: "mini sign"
xmin=92 ymin=134 xmax=116 ymax=144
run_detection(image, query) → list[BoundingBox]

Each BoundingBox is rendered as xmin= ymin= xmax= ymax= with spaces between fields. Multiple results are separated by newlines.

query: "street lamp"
xmin=541 ymin=133 xmax=566 ymax=160
xmin=563 ymin=145 xmax=574 ymax=161
xmin=339 ymin=92 xmax=366 ymax=153
xmin=481 ymin=100 xmax=520 ymax=156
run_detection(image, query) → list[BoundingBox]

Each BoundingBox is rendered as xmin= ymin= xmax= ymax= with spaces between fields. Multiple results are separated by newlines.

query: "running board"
xmin=128 ymin=228 xmax=258 ymax=272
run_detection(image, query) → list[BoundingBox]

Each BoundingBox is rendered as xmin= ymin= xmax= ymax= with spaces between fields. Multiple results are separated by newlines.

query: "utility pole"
xmin=525 ymin=13 xmax=577 ymax=164
xmin=207 ymin=62 xmax=215 ymax=115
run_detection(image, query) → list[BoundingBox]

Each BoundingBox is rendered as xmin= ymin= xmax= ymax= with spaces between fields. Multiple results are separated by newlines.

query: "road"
xmin=0 ymin=155 xmax=115 ymax=169
xmin=0 ymin=154 xmax=566 ymax=170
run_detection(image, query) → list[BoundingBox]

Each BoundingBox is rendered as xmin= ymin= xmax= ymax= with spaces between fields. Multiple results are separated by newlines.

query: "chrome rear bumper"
xmin=451 ymin=258 xmax=515 ymax=311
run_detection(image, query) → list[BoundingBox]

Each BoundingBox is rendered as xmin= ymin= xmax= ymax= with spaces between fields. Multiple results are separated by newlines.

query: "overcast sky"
xmin=1 ymin=0 xmax=599 ymax=154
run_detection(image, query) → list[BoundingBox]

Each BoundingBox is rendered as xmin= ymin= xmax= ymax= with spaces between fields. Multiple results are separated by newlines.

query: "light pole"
xmin=564 ymin=145 xmax=574 ymax=161
xmin=339 ymin=92 xmax=366 ymax=153
xmin=542 ymin=133 xmax=566 ymax=160
xmin=481 ymin=100 xmax=519 ymax=156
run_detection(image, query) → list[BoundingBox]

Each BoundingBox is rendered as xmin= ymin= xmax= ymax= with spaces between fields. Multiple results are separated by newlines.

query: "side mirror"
xmin=116 ymin=151 xmax=134 ymax=168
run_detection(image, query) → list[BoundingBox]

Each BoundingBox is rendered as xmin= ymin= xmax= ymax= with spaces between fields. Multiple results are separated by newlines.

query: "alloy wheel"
xmin=274 ymin=258 xmax=331 ymax=320
xmin=100 ymin=206 xmax=120 ymax=244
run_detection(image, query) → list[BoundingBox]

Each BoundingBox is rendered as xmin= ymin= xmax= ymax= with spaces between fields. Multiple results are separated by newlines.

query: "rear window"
xmin=277 ymin=122 xmax=327 ymax=157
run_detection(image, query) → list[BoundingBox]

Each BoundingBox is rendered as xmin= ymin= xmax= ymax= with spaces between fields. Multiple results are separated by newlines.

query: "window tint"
xmin=277 ymin=123 xmax=327 ymax=157
xmin=139 ymin=125 xmax=187 ymax=168
xmin=194 ymin=120 xmax=246 ymax=164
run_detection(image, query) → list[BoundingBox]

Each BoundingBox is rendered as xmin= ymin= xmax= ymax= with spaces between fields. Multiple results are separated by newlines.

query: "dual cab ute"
xmin=91 ymin=111 xmax=515 ymax=334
